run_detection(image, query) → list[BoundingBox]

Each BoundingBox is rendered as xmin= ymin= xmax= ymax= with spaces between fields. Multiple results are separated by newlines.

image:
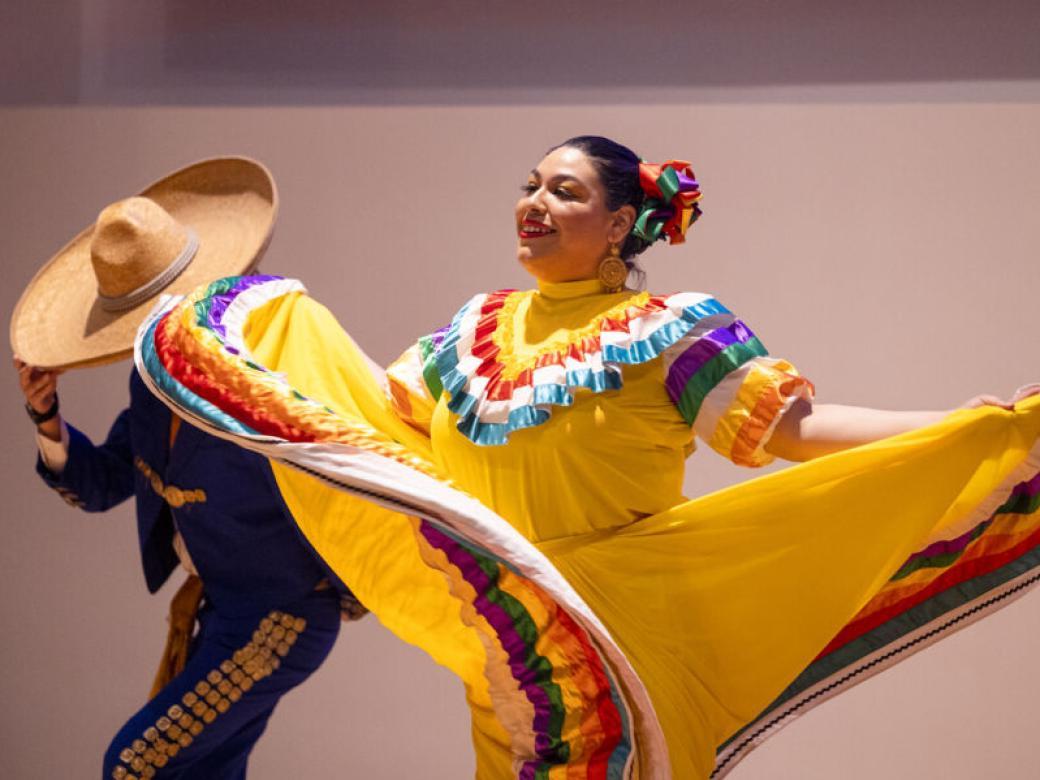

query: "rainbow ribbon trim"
xmin=435 ymin=289 xmax=726 ymax=445
xmin=431 ymin=288 xmax=811 ymax=458
xmin=714 ymin=470 xmax=1040 ymax=776
xmin=134 ymin=275 xmax=659 ymax=780
xmin=417 ymin=523 xmax=634 ymax=779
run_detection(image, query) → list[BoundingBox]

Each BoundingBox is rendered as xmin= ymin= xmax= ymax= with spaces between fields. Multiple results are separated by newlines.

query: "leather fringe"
xmin=149 ymin=574 xmax=204 ymax=700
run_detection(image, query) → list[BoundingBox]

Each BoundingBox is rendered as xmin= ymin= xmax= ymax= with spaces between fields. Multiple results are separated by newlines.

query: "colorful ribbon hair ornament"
xmin=633 ymin=160 xmax=703 ymax=246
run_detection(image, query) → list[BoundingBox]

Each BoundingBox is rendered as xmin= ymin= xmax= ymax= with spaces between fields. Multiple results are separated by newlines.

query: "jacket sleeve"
xmin=35 ymin=409 xmax=136 ymax=512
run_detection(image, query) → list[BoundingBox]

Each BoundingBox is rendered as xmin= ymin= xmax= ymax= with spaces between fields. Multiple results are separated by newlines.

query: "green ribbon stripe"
xmin=418 ymin=335 xmax=445 ymax=401
xmin=472 ymin=554 xmax=570 ymax=762
xmin=676 ymin=338 xmax=768 ymax=427
xmin=890 ymin=489 xmax=1040 ymax=580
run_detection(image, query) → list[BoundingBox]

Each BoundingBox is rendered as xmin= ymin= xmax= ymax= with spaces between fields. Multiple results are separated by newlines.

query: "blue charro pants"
xmin=103 ymin=587 xmax=341 ymax=779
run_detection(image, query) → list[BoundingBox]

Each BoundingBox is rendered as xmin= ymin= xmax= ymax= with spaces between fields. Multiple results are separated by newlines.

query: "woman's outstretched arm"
xmin=766 ymin=384 xmax=1040 ymax=462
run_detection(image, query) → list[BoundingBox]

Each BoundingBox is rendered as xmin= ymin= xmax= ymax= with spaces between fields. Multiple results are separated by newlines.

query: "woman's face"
xmin=515 ymin=146 xmax=634 ymax=283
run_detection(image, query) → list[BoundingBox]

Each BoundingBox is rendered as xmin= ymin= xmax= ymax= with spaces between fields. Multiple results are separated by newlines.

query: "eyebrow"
xmin=528 ymin=169 xmax=584 ymax=187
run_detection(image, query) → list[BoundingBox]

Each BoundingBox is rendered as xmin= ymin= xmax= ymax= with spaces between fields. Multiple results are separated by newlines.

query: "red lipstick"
xmin=519 ymin=219 xmax=555 ymax=240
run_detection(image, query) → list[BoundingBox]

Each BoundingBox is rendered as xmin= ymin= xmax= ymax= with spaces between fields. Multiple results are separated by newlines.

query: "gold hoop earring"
xmin=597 ymin=244 xmax=628 ymax=293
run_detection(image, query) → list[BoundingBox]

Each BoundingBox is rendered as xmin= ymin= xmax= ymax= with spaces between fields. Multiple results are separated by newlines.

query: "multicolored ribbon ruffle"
xmin=634 ymin=160 xmax=703 ymax=246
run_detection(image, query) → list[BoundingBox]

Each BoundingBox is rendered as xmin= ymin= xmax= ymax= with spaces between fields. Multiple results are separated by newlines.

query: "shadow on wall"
xmin=3 ymin=0 xmax=1040 ymax=104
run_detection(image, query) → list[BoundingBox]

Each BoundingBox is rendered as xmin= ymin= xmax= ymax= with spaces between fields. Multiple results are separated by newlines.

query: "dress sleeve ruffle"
xmin=385 ymin=330 xmax=445 ymax=437
xmin=662 ymin=311 xmax=815 ymax=467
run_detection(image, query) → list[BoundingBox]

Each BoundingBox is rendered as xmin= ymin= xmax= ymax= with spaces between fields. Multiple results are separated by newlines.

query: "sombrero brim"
xmin=9 ymin=156 xmax=278 ymax=371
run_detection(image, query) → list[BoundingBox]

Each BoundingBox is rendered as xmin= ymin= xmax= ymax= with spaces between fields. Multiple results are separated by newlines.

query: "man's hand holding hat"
xmin=13 ymin=356 xmax=61 ymax=441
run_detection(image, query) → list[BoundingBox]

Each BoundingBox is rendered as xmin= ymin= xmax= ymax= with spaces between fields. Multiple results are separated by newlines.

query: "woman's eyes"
xmin=520 ymin=183 xmax=578 ymax=199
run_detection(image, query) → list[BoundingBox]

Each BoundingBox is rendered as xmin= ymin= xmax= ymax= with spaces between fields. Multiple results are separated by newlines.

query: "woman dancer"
xmin=136 ymin=136 xmax=1040 ymax=778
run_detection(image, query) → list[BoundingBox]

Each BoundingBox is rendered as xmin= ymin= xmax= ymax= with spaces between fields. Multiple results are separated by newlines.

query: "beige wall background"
xmin=2 ymin=2 xmax=1039 ymax=778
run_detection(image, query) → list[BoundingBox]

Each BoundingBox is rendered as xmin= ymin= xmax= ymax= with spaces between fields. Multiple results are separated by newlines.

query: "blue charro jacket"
xmin=35 ymin=370 xmax=329 ymax=616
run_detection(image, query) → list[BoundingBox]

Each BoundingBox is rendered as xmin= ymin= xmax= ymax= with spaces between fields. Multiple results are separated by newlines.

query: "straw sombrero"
xmin=10 ymin=157 xmax=278 ymax=370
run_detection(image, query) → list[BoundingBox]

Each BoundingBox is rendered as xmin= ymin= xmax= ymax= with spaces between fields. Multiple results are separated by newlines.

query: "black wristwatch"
xmin=25 ymin=395 xmax=59 ymax=426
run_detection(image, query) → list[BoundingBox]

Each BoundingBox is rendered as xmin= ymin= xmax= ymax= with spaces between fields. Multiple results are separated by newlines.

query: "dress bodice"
xmin=429 ymin=279 xmax=695 ymax=541
xmin=386 ymin=276 xmax=814 ymax=543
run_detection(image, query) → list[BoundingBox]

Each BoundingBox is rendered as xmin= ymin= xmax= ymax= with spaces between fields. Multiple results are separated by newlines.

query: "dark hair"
xmin=548 ymin=135 xmax=652 ymax=263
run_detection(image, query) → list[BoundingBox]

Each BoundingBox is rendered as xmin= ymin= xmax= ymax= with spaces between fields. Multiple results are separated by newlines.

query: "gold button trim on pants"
xmin=111 ymin=610 xmax=306 ymax=779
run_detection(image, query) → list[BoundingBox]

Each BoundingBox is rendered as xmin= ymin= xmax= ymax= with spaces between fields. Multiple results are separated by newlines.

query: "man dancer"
xmin=13 ymin=158 xmax=359 ymax=779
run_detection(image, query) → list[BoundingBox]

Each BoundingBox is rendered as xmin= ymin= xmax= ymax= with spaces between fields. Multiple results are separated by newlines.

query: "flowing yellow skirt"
xmin=137 ymin=277 xmax=1040 ymax=779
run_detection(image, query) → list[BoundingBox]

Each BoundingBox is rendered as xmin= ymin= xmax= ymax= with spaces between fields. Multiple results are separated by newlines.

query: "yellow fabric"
xmin=245 ymin=292 xmax=434 ymax=460
xmin=433 ymin=281 xmax=697 ymax=542
xmin=245 ymin=293 xmax=517 ymax=756
xmin=244 ymin=284 xmax=1040 ymax=778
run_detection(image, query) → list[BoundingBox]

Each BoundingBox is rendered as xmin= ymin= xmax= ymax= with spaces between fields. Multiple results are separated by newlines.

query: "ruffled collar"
xmin=434 ymin=288 xmax=728 ymax=445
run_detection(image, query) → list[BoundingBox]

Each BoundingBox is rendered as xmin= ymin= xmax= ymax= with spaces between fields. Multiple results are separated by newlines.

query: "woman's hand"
xmin=959 ymin=384 xmax=1040 ymax=411
xmin=1011 ymin=384 xmax=1040 ymax=404
xmin=958 ymin=394 xmax=1014 ymax=411
xmin=13 ymin=355 xmax=63 ymax=441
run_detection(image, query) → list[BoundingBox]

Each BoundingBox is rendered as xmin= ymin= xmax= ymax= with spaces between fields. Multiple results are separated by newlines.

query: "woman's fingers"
xmin=984 ymin=395 xmax=1014 ymax=409
xmin=1011 ymin=383 xmax=1040 ymax=403
xmin=961 ymin=394 xmax=1014 ymax=410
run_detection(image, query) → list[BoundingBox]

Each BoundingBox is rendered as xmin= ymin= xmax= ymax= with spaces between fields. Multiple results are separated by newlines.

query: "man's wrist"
xmin=25 ymin=395 xmax=59 ymax=425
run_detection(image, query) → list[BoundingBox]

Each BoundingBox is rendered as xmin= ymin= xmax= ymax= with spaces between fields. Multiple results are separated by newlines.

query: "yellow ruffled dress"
xmin=137 ymin=275 xmax=1040 ymax=779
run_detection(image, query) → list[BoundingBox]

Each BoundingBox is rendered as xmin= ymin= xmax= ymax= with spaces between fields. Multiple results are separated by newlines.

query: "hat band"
xmin=97 ymin=229 xmax=199 ymax=312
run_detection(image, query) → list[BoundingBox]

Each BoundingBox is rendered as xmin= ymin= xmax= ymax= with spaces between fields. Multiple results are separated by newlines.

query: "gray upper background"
xmin=4 ymin=0 xmax=1040 ymax=105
